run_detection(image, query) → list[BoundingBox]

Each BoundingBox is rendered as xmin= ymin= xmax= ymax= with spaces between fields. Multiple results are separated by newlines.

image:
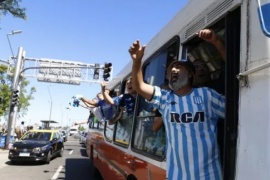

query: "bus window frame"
xmin=103 ymin=83 xmax=123 ymax=143
xmin=130 ymin=36 xmax=180 ymax=162
xmin=107 ymin=77 xmax=134 ymax=148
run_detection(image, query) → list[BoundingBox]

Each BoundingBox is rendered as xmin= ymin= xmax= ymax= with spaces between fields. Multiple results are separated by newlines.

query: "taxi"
xmin=8 ymin=129 xmax=64 ymax=164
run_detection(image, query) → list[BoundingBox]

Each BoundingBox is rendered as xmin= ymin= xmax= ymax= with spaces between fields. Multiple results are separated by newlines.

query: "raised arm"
xmin=129 ymin=40 xmax=154 ymax=100
xmin=74 ymin=121 xmax=88 ymax=125
xmin=101 ymin=82 xmax=115 ymax=105
xmin=152 ymin=117 xmax=163 ymax=132
xmin=197 ymin=29 xmax=225 ymax=60
xmin=80 ymin=97 xmax=99 ymax=107
xmin=80 ymin=101 xmax=95 ymax=108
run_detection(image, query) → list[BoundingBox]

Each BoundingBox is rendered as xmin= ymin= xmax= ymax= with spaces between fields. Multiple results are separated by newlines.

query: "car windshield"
xmin=22 ymin=132 xmax=51 ymax=141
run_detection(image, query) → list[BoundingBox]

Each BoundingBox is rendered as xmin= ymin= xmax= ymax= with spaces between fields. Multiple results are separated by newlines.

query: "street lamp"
xmin=6 ymin=30 xmax=23 ymax=61
xmin=47 ymin=84 xmax=53 ymax=128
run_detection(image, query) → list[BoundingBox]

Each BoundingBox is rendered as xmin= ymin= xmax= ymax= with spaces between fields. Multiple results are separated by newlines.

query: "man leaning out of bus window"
xmin=101 ymin=78 xmax=137 ymax=125
xmin=73 ymin=82 xmax=121 ymax=125
xmin=129 ymin=40 xmax=225 ymax=180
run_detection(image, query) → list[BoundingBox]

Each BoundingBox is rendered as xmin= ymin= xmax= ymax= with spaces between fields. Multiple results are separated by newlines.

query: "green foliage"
xmin=78 ymin=125 xmax=86 ymax=132
xmin=0 ymin=0 xmax=27 ymax=20
xmin=0 ymin=64 xmax=36 ymax=117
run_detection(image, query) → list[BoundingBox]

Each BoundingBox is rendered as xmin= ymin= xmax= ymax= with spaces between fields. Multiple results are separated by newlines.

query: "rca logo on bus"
xmin=170 ymin=111 xmax=205 ymax=123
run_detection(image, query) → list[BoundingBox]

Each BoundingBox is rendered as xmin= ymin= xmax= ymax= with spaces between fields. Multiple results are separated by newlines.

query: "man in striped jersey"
xmin=129 ymin=40 xmax=225 ymax=180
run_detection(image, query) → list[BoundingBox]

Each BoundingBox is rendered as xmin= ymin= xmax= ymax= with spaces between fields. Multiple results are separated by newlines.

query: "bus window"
xmin=184 ymin=23 xmax=226 ymax=168
xmin=113 ymin=78 xmax=135 ymax=147
xmin=104 ymin=123 xmax=114 ymax=141
xmin=104 ymin=84 xmax=121 ymax=142
xmin=133 ymin=116 xmax=166 ymax=160
xmin=132 ymin=39 xmax=179 ymax=160
xmin=144 ymin=51 xmax=167 ymax=86
xmin=114 ymin=115 xmax=133 ymax=146
xmin=186 ymin=25 xmax=226 ymax=95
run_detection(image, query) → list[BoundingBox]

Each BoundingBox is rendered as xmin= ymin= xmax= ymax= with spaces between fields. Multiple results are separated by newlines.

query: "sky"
xmin=0 ymin=0 xmax=188 ymax=127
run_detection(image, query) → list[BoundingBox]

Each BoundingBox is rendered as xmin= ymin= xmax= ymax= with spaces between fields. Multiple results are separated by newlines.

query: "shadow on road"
xmin=65 ymin=158 xmax=103 ymax=180
xmin=80 ymin=148 xmax=88 ymax=157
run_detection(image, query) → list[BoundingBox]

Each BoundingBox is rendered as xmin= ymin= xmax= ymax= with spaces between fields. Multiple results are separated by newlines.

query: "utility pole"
xmin=5 ymin=47 xmax=24 ymax=149
xmin=47 ymin=84 xmax=53 ymax=128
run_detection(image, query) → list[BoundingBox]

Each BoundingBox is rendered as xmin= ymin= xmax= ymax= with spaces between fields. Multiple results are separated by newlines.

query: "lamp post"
xmin=47 ymin=84 xmax=53 ymax=128
xmin=6 ymin=30 xmax=23 ymax=60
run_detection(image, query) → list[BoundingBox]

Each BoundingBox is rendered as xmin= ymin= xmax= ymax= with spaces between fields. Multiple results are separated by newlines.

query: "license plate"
xmin=19 ymin=153 xmax=30 ymax=157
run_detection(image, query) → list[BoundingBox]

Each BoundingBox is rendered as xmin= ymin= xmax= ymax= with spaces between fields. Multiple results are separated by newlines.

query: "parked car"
xmin=80 ymin=132 xmax=88 ymax=147
xmin=60 ymin=130 xmax=67 ymax=142
xmin=8 ymin=129 xmax=64 ymax=164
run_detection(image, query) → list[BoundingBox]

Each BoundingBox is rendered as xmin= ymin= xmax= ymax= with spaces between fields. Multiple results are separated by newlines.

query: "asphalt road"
xmin=0 ymin=135 xmax=103 ymax=180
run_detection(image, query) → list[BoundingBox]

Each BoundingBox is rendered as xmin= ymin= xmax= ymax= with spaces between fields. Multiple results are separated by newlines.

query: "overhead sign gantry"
xmin=4 ymin=47 xmax=113 ymax=149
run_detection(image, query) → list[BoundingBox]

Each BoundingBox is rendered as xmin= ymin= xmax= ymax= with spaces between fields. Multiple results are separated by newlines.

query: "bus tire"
xmin=127 ymin=174 xmax=137 ymax=180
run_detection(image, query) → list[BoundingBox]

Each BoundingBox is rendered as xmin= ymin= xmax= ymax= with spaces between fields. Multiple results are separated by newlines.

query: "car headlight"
xmin=9 ymin=145 xmax=17 ymax=150
xmin=33 ymin=146 xmax=47 ymax=153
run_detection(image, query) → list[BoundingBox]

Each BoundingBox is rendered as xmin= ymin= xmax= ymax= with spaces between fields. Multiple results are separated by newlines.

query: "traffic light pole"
xmin=5 ymin=47 xmax=24 ymax=149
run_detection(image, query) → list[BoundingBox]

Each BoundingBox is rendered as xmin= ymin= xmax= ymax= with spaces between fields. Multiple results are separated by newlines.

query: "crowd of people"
xmin=73 ymin=77 xmax=137 ymax=128
xmin=72 ymin=29 xmax=226 ymax=179
xmin=0 ymin=121 xmax=33 ymax=140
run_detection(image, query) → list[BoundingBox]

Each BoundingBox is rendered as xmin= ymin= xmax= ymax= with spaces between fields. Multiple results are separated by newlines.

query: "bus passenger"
xmin=129 ymin=40 xmax=225 ymax=180
xmin=197 ymin=29 xmax=225 ymax=60
xmin=74 ymin=97 xmax=104 ymax=129
xmin=74 ymin=88 xmax=117 ymax=123
xmin=196 ymin=29 xmax=226 ymax=165
xmin=102 ymin=78 xmax=137 ymax=125
xmin=194 ymin=29 xmax=225 ymax=95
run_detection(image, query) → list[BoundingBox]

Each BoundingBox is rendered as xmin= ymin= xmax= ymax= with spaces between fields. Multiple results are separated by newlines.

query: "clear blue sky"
xmin=0 ymin=0 xmax=188 ymax=127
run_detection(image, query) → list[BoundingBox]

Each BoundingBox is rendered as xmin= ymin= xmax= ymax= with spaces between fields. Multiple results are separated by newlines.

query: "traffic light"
xmin=11 ymin=90 xmax=19 ymax=106
xmin=93 ymin=63 xmax=100 ymax=80
xmin=103 ymin=63 xmax=112 ymax=81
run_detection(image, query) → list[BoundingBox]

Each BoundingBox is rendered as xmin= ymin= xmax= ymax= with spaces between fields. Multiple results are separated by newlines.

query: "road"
xmin=0 ymin=135 xmax=103 ymax=180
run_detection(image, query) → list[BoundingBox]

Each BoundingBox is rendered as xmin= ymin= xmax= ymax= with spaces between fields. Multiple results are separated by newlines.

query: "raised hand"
xmin=197 ymin=29 xmax=218 ymax=44
xmin=128 ymin=40 xmax=146 ymax=63
xmin=101 ymin=81 xmax=108 ymax=89
xmin=72 ymin=94 xmax=83 ymax=100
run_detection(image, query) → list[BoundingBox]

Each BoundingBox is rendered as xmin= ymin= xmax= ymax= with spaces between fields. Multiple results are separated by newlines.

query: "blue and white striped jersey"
xmin=150 ymin=86 xmax=225 ymax=180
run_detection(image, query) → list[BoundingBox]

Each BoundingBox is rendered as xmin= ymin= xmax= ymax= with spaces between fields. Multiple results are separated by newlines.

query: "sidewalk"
xmin=0 ymin=149 xmax=9 ymax=169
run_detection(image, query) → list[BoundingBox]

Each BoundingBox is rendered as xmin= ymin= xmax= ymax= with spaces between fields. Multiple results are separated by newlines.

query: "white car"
xmin=69 ymin=128 xmax=78 ymax=136
xmin=80 ymin=132 xmax=88 ymax=147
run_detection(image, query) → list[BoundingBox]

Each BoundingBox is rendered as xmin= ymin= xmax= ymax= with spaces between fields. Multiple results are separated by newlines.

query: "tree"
xmin=0 ymin=64 xmax=36 ymax=118
xmin=0 ymin=0 xmax=26 ymax=20
xmin=78 ymin=125 xmax=86 ymax=132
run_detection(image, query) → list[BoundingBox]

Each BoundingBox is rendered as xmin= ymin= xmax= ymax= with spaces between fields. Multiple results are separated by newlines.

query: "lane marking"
xmin=69 ymin=150 xmax=73 ymax=155
xmin=51 ymin=165 xmax=63 ymax=180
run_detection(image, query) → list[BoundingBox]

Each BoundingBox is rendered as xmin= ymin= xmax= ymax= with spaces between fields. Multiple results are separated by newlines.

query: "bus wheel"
xmin=127 ymin=174 xmax=137 ymax=180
